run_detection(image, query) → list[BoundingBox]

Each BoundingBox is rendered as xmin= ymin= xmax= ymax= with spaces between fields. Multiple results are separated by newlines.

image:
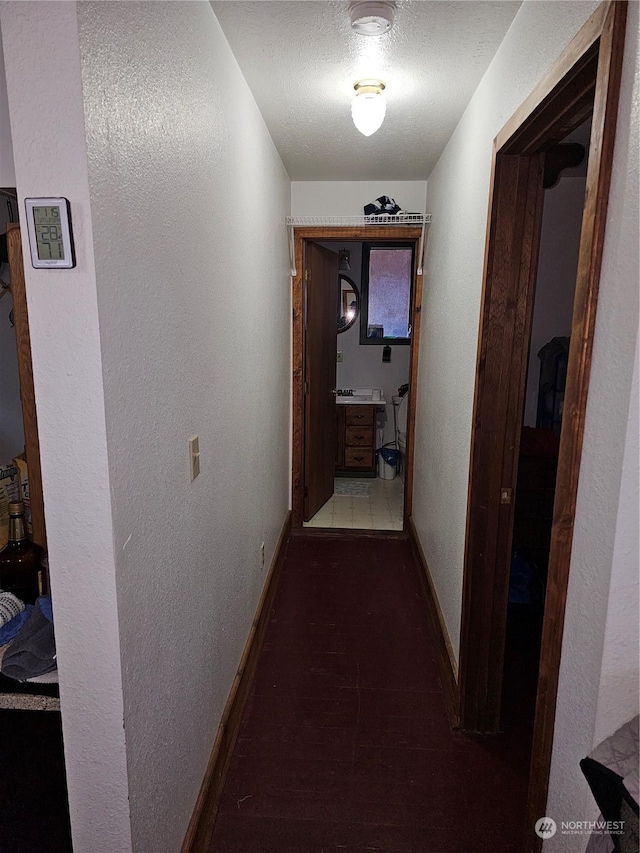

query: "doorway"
xmin=457 ymin=2 xmax=627 ymax=850
xmin=501 ymin=117 xmax=591 ymax=761
xmin=290 ymin=226 xmax=424 ymax=532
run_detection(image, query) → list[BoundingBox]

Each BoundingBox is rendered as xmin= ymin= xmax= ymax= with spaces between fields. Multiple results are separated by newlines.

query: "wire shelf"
xmin=286 ymin=214 xmax=431 ymax=227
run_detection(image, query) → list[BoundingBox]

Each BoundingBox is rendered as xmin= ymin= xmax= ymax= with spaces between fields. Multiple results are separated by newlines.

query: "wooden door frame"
xmin=6 ymin=223 xmax=47 ymax=549
xmin=291 ymin=226 xmax=424 ymax=529
xmin=457 ymin=1 xmax=627 ymax=848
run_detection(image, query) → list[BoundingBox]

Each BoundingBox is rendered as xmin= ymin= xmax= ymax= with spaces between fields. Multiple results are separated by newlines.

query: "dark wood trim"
xmin=408 ymin=518 xmax=460 ymax=728
xmin=495 ymin=3 xmax=607 ymax=153
xmin=291 ymin=234 xmax=305 ymax=528
xmin=291 ymin=527 xmax=408 ymax=541
xmin=292 ymin=227 xmax=423 ymax=242
xmin=404 ymin=243 xmax=425 ymax=526
xmin=291 ymin=226 xmax=423 ymax=530
xmin=6 ymin=224 xmax=47 ymax=550
xmin=457 ymin=2 xmax=627 ymax=851
xmin=181 ymin=511 xmax=292 ymax=853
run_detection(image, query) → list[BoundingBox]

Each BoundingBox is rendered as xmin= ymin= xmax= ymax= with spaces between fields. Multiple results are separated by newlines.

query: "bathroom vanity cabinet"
xmin=335 ymin=404 xmax=376 ymax=477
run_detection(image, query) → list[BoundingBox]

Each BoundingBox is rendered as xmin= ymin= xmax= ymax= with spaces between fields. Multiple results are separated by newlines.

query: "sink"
xmin=335 ymin=392 xmax=386 ymax=405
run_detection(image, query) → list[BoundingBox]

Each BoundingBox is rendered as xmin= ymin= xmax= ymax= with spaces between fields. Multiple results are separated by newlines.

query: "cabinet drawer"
xmin=346 ymin=426 xmax=373 ymax=447
xmin=345 ymin=447 xmax=374 ymax=468
xmin=345 ymin=406 xmax=375 ymax=426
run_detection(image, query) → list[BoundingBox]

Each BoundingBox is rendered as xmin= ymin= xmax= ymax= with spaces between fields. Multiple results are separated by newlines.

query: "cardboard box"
xmin=0 ymin=462 xmax=21 ymax=549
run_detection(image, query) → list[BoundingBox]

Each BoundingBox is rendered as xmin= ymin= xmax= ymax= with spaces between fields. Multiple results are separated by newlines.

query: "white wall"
xmin=523 ymin=176 xmax=587 ymax=427
xmin=0 ymin=4 xmax=132 ymax=851
xmin=0 ymin=25 xmax=15 ymax=186
xmin=292 ymin=180 xmax=427 ymax=218
xmin=414 ymin=0 xmax=638 ymax=846
xmin=2 ymin=1 xmax=291 ymax=852
xmin=77 ymin=2 xmax=291 ymax=851
xmin=593 ymin=341 xmax=639 ymax=748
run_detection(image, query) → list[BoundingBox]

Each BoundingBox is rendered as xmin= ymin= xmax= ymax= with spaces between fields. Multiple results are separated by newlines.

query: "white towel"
xmin=0 ymin=591 xmax=25 ymax=627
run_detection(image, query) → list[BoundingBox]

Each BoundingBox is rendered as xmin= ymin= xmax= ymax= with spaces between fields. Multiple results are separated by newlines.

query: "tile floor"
xmin=304 ymin=477 xmax=404 ymax=531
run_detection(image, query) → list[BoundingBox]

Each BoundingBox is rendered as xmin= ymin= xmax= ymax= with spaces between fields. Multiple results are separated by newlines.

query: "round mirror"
xmin=337 ymin=275 xmax=359 ymax=333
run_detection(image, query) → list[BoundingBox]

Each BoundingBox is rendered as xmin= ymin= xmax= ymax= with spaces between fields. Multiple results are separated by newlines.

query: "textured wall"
xmin=0 ymin=26 xmax=15 ymax=187
xmin=593 ymin=345 xmax=639 ymax=747
xmin=413 ymin=0 xmax=599 ymax=662
xmin=292 ymin=181 xmax=427 ymax=218
xmin=77 ymin=2 xmax=291 ymax=851
xmin=0 ymin=4 xmax=132 ymax=851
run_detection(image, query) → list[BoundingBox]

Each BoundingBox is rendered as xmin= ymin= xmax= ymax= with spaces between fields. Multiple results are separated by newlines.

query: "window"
xmin=360 ymin=243 xmax=414 ymax=345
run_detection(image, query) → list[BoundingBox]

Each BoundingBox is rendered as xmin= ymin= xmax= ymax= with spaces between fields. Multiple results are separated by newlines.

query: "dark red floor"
xmin=209 ymin=533 xmax=533 ymax=852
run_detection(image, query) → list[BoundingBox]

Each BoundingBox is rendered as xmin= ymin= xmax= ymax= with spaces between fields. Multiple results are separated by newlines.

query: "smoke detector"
xmin=349 ymin=2 xmax=396 ymax=36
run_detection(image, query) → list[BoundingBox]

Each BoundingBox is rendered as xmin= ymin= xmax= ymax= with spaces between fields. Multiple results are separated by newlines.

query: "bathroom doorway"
xmin=290 ymin=226 xmax=424 ymax=532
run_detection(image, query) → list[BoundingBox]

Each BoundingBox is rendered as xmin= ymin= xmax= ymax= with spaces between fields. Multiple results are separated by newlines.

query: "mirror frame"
xmin=337 ymin=274 xmax=359 ymax=334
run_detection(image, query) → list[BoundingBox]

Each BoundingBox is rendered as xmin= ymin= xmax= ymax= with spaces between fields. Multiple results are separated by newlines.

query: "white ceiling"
xmin=210 ymin=1 xmax=522 ymax=181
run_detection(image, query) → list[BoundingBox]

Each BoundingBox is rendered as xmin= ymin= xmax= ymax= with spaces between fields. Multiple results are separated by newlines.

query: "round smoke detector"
xmin=349 ymin=1 xmax=396 ymax=36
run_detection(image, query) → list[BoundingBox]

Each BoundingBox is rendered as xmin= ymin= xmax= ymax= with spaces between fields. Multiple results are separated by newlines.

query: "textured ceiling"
xmin=210 ymin=1 xmax=522 ymax=180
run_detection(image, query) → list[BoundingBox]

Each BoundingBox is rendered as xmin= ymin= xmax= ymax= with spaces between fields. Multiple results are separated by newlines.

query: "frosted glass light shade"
xmin=351 ymin=84 xmax=386 ymax=136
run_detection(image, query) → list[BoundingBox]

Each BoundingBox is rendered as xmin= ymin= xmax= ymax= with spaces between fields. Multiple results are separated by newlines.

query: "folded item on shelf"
xmin=0 ymin=591 xmax=25 ymax=627
xmin=0 ymin=605 xmax=33 ymax=645
xmin=2 ymin=597 xmax=56 ymax=681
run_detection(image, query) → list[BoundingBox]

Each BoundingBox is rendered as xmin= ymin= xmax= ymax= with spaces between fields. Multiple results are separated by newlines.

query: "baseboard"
xmin=181 ymin=510 xmax=292 ymax=853
xmin=407 ymin=516 xmax=460 ymax=728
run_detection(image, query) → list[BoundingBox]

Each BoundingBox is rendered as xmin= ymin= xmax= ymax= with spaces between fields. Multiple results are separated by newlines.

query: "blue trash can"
xmin=377 ymin=446 xmax=399 ymax=480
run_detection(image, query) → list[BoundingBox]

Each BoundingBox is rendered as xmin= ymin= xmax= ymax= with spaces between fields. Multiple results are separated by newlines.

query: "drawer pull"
xmin=354 ymin=435 xmax=365 ymax=440
xmin=353 ymin=456 xmax=364 ymax=461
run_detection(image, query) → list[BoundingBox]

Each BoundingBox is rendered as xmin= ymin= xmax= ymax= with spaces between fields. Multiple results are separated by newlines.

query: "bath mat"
xmin=334 ymin=480 xmax=372 ymax=497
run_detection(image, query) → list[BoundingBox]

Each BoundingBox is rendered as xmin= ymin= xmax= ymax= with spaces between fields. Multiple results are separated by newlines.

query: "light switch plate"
xmin=189 ymin=435 xmax=200 ymax=480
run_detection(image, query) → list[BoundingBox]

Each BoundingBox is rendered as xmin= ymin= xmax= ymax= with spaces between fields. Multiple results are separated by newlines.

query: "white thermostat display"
xmin=25 ymin=198 xmax=76 ymax=269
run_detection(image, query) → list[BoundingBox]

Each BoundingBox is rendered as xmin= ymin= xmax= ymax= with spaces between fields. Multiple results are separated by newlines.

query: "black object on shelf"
xmin=0 ymin=671 xmax=59 ymax=698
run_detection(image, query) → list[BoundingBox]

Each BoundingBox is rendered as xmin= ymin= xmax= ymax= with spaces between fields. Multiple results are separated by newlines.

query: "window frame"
xmin=359 ymin=241 xmax=415 ymax=346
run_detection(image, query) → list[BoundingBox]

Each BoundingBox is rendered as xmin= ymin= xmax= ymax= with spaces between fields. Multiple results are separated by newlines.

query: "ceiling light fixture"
xmin=351 ymin=80 xmax=386 ymax=137
xmin=349 ymin=1 xmax=396 ymax=36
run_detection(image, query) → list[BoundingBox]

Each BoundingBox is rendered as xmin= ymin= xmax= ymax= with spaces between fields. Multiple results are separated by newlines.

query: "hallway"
xmin=209 ymin=533 xmax=532 ymax=852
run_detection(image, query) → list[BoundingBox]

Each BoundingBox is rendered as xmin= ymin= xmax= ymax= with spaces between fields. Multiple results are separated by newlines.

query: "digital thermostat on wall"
xmin=24 ymin=198 xmax=76 ymax=269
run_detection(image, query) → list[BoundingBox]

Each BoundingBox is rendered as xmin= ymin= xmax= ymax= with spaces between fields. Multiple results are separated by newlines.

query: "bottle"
xmin=0 ymin=500 xmax=43 ymax=604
